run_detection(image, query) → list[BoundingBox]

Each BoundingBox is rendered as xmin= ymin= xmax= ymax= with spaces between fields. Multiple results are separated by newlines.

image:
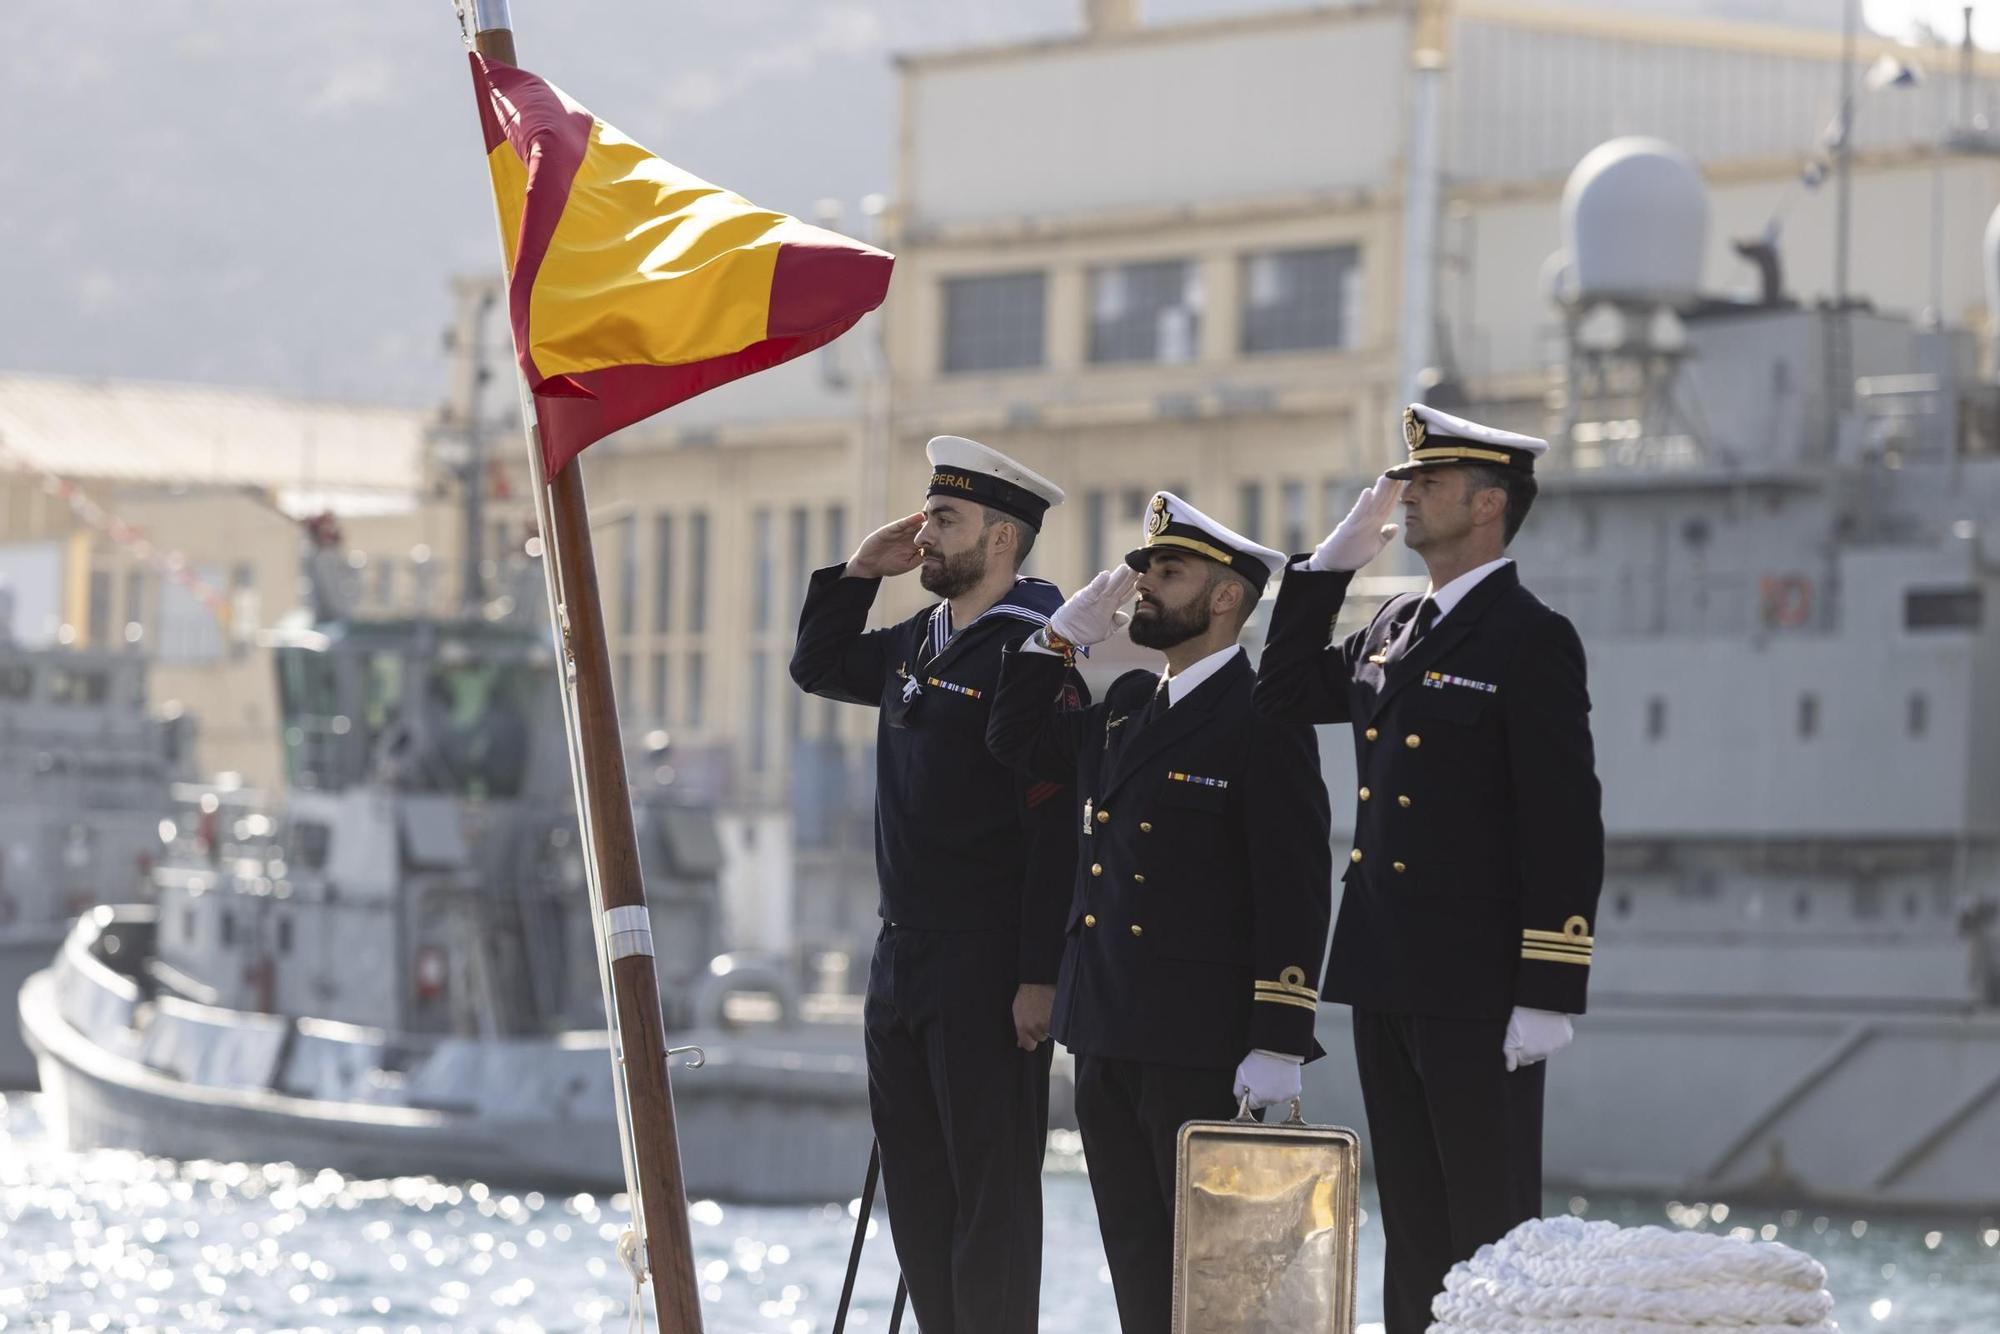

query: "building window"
xmin=942 ymin=272 xmax=1046 ymax=373
xmin=651 ymin=654 xmax=670 ymax=726
xmin=1088 ymin=260 xmax=1200 ymax=364
xmin=1238 ymin=482 xmax=1264 ymax=540
xmin=1645 ymin=696 xmax=1666 ymax=740
xmin=614 ymin=516 xmax=636 ymax=636
xmin=1907 ymin=692 xmax=1929 ymax=737
xmin=1904 ymin=587 xmax=1981 ymax=631
xmin=825 ymin=504 xmax=848 ymax=567
xmin=1085 ymin=490 xmax=1108 ymax=581
xmin=748 ymin=651 xmax=769 ymax=774
xmin=1241 ymin=245 xmax=1361 ymax=354
xmin=158 ymin=566 xmax=226 ymax=664
xmin=87 ymin=570 xmax=112 ymax=648
xmin=1280 ymin=480 xmax=1308 ymax=558
xmin=123 ymin=570 xmax=147 ymax=645
xmin=788 ymin=506 xmax=811 ymax=625
xmin=687 ymin=651 xmax=706 ymax=729
xmin=689 ymin=512 xmax=710 ymax=633
xmin=220 ymin=910 xmax=236 ymax=947
xmin=617 ymin=653 xmax=633 ymax=709
xmin=1797 ymin=692 xmax=1819 ymax=739
xmin=277 ymin=916 xmax=294 ymax=955
xmin=751 ymin=508 xmax=774 ymax=634
xmin=652 ymin=513 xmax=674 ymax=633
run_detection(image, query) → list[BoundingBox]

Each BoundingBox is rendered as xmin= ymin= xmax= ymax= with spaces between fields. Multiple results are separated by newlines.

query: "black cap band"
xmin=928 ymin=470 xmax=1050 ymax=530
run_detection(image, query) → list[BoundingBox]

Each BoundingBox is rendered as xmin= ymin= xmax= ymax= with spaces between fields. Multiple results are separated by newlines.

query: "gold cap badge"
xmin=1402 ymin=407 xmax=1427 ymax=448
xmin=1146 ymin=494 xmax=1170 ymax=537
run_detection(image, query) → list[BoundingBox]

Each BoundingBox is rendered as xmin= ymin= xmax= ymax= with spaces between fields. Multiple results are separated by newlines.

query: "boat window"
xmin=409 ymin=656 xmax=539 ymax=799
xmin=275 ymin=648 xmax=344 ymax=789
xmin=48 ymin=668 xmax=109 ymax=706
xmin=1904 ymin=587 xmax=1981 ymax=631
xmin=287 ymin=820 xmax=331 ymax=871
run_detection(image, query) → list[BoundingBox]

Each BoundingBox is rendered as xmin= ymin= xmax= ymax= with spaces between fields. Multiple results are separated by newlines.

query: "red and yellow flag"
xmin=470 ymin=55 xmax=894 ymax=476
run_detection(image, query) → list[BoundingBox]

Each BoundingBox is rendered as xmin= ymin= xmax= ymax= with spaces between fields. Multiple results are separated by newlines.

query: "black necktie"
xmin=1128 ymin=675 xmax=1169 ymax=739
xmin=1388 ymin=598 xmax=1438 ymax=662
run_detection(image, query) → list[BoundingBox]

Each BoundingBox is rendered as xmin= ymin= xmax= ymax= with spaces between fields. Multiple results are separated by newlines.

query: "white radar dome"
xmin=1561 ymin=137 xmax=1708 ymax=304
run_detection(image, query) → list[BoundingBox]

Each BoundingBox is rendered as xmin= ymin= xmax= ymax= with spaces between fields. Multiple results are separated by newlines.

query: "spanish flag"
xmin=470 ymin=55 xmax=894 ymax=476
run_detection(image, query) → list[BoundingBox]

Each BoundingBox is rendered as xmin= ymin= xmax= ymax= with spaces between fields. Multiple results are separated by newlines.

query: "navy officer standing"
xmin=1253 ymin=404 xmax=1604 ymax=1334
xmin=790 ymin=435 xmax=1084 ymax=1334
xmin=987 ymin=492 xmax=1332 ymax=1334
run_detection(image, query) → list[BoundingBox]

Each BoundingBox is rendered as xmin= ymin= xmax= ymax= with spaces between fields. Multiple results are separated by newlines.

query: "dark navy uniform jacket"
xmin=1253 ymin=561 xmax=1604 ymax=1018
xmin=987 ymin=646 xmax=1332 ymax=1069
xmin=789 ymin=565 xmax=1085 ymax=982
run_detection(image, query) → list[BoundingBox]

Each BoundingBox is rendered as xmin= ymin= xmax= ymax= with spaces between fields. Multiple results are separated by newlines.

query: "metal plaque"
xmin=1172 ymin=1100 xmax=1361 ymax=1334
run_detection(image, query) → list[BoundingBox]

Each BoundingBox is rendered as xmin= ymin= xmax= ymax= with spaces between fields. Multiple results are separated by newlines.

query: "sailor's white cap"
xmin=1387 ymin=404 xmax=1549 ymax=479
xmin=1124 ymin=490 xmax=1286 ymax=594
xmin=925 ymin=435 xmax=1065 ymax=530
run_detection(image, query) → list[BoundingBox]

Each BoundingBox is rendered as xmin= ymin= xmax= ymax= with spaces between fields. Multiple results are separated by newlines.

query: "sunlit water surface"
xmin=1 ymin=1096 xmax=1994 ymax=1331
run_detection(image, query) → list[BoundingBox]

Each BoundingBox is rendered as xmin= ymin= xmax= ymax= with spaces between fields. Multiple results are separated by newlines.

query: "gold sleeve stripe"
xmin=1523 ymin=927 xmax=1594 ymax=946
xmin=1255 ymin=979 xmax=1321 ymax=1001
xmin=1522 ymin=947 xmax=1593 ymax=966
xmin=1254 ymin=992 xmax=1320 ymax=1011
xmin=1520 ymin=939 xmax=1591 ymax=956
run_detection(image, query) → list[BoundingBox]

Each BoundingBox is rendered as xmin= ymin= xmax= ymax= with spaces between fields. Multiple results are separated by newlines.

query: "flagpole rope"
xmin=518 ymin=392 xmax=656 ymax=1322
xmin=464 ymin=12 xmax=655 ymax=1307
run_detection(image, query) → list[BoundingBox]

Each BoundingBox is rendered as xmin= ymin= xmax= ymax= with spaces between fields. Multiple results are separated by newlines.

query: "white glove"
xmin=1309 ymin=475 xmax=1405 ymax=572
xmin=1047 ymin=566 xmax=1140 ymax=648
xmin=1503 ymin=1007 xmax=1574 ymax=1072
xmin=1233 ymin=1049 xmax=1303 ymax=1110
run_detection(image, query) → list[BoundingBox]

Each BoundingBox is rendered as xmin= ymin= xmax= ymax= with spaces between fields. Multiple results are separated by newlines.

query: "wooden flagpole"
xmin=464 ymin=3 xmax=705 ymax=1328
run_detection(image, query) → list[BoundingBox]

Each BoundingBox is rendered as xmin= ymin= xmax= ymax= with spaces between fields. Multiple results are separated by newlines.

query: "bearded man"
xmin=790 ymin=435 xmax=1085 ymax=1334
xmin=984 ymin=491 xmax=1332 ymax=1334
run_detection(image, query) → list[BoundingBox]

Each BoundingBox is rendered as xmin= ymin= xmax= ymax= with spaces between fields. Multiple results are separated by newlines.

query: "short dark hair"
xmin=982 ymin=506 xmax=1037 ymax=570
xmin=1203 ymin=560 xmax=1259 ymax=632
xmin=1461 ymin=465 xmax=1538 ymax=545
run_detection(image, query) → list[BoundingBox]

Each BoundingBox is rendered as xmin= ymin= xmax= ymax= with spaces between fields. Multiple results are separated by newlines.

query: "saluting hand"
xmin=1309 ymin=475 xmax=1405 ymax=572
xmin=843 ymin=512 xmax=927 ymax=580
xmin=1012 ymin=983 xmax=1055 ymax=1051
xmin=1046 ymin=567 xmax=1140 ymax=648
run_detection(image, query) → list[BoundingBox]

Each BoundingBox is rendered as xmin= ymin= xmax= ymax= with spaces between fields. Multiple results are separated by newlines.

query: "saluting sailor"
xmin=789 ymin=436 xmax=1086 ymax=1334
xmin=1253 ymin=404 xmax=1605 ymax=1334
xmin=986 ymin=493 xmax=1333 ymax=1334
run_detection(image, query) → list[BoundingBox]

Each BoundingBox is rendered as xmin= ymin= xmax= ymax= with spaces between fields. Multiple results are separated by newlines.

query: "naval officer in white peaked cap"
xmin=987 ymin=489 xmax=1334 ymax=1333
xmin=1254 ymin=403 xmax=1604 ymax=1333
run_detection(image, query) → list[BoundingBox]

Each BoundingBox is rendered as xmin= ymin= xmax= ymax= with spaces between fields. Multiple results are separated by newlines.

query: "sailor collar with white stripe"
xmin=924 ymin=577 xmax=1060 ymax=661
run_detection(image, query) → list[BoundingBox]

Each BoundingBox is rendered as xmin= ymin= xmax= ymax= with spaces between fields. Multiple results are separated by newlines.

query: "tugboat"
xmin=21 ymin=522 xmax=873 ymax=1201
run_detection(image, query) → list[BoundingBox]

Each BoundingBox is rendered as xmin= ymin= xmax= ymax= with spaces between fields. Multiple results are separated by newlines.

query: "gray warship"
xmin=1291 ymin=139 xmax=2000 ymax=1214
xmin=0 ymin=617 xmax=188 ymax=1089
xmin=21 ymin=520 xmax=874 ymax=1202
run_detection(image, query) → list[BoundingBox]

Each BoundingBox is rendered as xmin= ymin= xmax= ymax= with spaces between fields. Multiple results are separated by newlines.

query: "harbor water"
xmin=0 ymin=1095 xmax=1994 ymax=1332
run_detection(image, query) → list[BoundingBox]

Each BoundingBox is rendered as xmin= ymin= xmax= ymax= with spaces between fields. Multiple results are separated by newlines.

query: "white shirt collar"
xmin=1160 ymin=644 xmax=1243 ymax=708
xmin=1426 ymin=557 xmax=1513 ymax=624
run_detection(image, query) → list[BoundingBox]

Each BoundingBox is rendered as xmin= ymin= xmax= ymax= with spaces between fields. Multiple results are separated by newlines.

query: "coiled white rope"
xmin=1428 ymin=1216 xmax=1838 ymax=1333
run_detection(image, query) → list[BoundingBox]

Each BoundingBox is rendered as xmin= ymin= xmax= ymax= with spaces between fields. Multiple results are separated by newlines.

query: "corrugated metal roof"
xmin=0 ymin=373 xmax=426 ymax=494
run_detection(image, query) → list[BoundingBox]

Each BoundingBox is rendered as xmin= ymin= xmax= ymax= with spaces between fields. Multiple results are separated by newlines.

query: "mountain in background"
xmin=1 ymin=0 xmax=1937 ymax=412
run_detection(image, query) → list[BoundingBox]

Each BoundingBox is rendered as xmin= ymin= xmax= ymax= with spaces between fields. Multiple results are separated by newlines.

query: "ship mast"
xmin=459 ymin=3 xmax=704 ymax=1328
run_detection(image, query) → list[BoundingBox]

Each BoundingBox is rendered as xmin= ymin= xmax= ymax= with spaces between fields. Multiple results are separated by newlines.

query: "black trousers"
xmin=1352 ymin=1008 xmax=1545 ymax=1334
xmin=865 ymin=924 xmax=1053 ymax=1334
xmin=1073 ymin=1053 xmax=1241 ymax=1334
